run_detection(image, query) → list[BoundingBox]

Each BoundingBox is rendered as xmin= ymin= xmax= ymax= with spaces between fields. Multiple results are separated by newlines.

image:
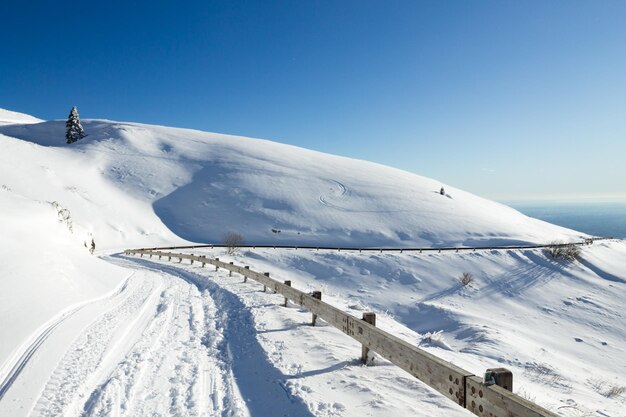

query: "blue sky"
xmin=2 ymin=1 xmax=625 ymax=201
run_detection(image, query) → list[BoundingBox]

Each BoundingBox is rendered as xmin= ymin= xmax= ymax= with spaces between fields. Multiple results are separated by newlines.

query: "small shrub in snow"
xmin=604 ymin=385 xmax=626 ymax=398
xmin=440 ymin=186 xmax=445 ymax=195
xmin=516 ymin=388 xmax=536 ymax=402
xmin=546 ymin=241 xmax=581 ymax=261
xmin=66 ymin=106 xmax=86 ymax=144
xmin=589 ymin=378 xmax=626 ymax=398
xmin=224 ymin=232 xmax=244 ymax=255
xmin=51 ymin=201 xmax=73 ymax=232
xmin=459 ymin=272 xmax=474 ymax=286
xmin=90 ymin=238 xmax=96 ymax=255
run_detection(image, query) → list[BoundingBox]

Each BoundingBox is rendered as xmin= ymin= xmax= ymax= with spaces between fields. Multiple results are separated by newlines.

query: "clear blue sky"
xmin=2 ymin=1 xmax=625 ymax=201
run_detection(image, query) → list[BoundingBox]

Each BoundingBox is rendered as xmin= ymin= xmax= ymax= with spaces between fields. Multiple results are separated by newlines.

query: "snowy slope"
xmin=1 ymin=109 xmax=623 ymax=417
xmin=0 ymin=108 xmax=43 ymax=125
xmin=0 ymin=118 xmax=585 ymax=250
xmin=194 ymin=241 xmax=626 ymax=416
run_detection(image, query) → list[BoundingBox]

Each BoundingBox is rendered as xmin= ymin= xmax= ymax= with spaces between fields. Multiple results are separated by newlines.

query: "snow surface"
xmin=0 ymin=108 xmax=43 ymax=126
xmin=0 ymin=118 xmax=586 ymax=250
xmin=0 ymin=110 xmax=623 ymax=417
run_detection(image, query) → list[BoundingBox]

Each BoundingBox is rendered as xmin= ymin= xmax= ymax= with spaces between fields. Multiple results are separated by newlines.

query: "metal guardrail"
xmin=125 ymin=248 xmax=561 ymax=417
xmin=132 ymin=237 xmax=612 ymax=254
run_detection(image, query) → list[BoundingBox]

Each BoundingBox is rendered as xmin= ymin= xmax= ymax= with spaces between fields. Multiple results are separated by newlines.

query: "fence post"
xmin=229 ymin=262 xmax=234 ymax=276
xmin=483 ymin=368 xmax=513 ymax=391
xmin=158 ymin=254 xmax=161 ymax=260
xmin=168 ymin=256 xmax=171 ymax=261
xmin=190 ymin=254 xmax=194 ymax=265
xmin=311 ymin=291 xmax=322 ymax=325
xmin=215 ymin=258 xmax=219 ymax=271
xmin=263 ymin=272 xmax=269 ymax=292
xmin=361 ymin=313 xmax=376 ymax=363
xmin=283 ymin=281 xmax=291 ymax=306
xmin=244 ymin=266 xmax=249 ymax=282
xmin=201 ymin=257 xmax=206 ymax=268
xmin=178 ymin=257 xmax=182 ymax=263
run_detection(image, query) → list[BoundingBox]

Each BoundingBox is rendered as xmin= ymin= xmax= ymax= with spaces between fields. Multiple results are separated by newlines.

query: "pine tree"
xmin=66 ymin=106 xmax=86 ymax=144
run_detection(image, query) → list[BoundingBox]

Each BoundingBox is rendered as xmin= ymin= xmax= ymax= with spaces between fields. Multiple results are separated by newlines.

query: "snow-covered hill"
xmin=0 ymin=109 xmax=623 ymax=417
xmin=0 ymin=117 xmax=585 ymax=250
xmin=0 ymin=108 xmax=43 ymax=125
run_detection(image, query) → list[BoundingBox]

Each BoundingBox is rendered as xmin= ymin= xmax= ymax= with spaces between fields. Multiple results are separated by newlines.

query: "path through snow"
xmin=0 ymin=254 xmax=471 ymax=417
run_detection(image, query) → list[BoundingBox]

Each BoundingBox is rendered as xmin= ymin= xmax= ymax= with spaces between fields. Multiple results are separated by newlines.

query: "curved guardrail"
xmin=130 ymin=237 xmax=612 ymax=254
xmin=125 ymin=248 xmax=566 ymax=417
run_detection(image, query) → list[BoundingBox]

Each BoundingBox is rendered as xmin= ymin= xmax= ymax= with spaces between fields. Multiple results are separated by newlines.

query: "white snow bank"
xmin=0 ymin=186 xmax=127 ymax=384
xmin=0 ymin=108 xmax=43 ymax=125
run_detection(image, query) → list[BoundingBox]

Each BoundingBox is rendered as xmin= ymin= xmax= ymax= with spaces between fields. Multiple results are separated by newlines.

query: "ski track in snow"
xmin=27 ymin=257 xmax=246 ymax=417
xmin=0 ymin=276 xmax=132 ymax=403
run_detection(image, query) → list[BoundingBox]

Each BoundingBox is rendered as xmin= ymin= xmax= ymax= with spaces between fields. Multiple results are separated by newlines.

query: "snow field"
xmin=172 ymin=242 xmax=626 ymax=416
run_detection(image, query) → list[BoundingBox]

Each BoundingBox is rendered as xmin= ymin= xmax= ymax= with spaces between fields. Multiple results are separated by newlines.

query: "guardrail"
xmin=132 ymin=237 xmax=612 ymax=254
xmin=125 ymin=248 xmax=560 ymax=417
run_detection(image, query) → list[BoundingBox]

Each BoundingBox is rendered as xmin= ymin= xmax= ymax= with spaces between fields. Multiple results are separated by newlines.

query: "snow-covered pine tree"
xmin=65 ymin=106 xmax=86 ymax=144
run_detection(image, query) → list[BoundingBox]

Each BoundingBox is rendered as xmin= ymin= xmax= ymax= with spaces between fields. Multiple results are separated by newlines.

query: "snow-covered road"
xmin=0 ymin=258 xmax=247 ymax=417
xmin=0 ymin=254 xmax=469 ymax=417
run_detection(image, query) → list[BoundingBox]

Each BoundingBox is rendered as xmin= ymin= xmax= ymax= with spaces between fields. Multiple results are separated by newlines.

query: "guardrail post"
xmin=283 ymin=281 xmax=291 ymax=306
xmin=244 ymin=266 xmax=249 ymax=282
xmin=483 ymin=368 xmax=513 ymax=391
xmin=190 ymin=254 xmax=194 ymax=265
xmin=215 ymin=258 xmax=219 ymax=271
xmin=263 ymin=272 xmax=270 ymax=292
xmin=311 ymin=291 xmax=322 ymax=325
xmin=361 ymin=313 xmax=376 ymax=363
xmin=229 ymin=262 xmax=233 ymax=276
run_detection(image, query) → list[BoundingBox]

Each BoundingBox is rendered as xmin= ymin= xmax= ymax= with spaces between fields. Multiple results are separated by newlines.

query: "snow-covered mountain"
xmin=0 ymin=109 xmax=624 ymax=417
